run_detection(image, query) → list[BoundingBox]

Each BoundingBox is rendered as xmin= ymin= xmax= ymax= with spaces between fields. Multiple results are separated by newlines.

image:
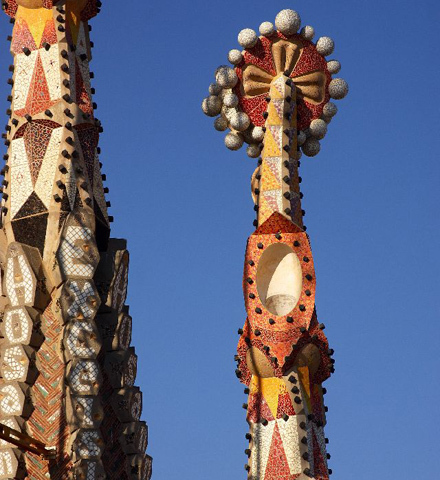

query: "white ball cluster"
xmin=230 ymin=111 xmax=250 ymax=132
xmin=323 ymin=102 xmax=338 ymax=118
xmin=329 ymin=78 xmax=349 ymax=99
xmin=214 ymin=117 xmax=228 ymax=131
xmin=228 ymin=49 xmax=243 ymax=65
xmin=316 ymin=36 xmax=335 ymax=56
xmin=223 ymin=93 xmax=239 ymax=108
xmin=238 ymin=28 xmax=258 ymax=48
xmin=275 ymin=9 xmax=301 ymax=35
xmin=225 ymin=132 xmax=244 ymax=150
xmin=201 ymin=96 xmax=222 ymax=117
xmin=251 ymin=126 xmax=265 ymax=142
xmin=302 ymin=138 xmax=321 ymax=157
xmin=247 ymin=144 xmax=261 ymax=158
xmin=209 ymin=83 xmax=222 ymax=96
xmin=259 ymin=21 xmax=274 ymax=36
xmin=215 ymin=66 xmax=238 ymax=88
xmin=327 ymin=60 xmax=341 ymax=74
xmin=309 ymin=119 xmax=327 ymax=140
xmin=300 ymin=25 xmax=315 ymax=40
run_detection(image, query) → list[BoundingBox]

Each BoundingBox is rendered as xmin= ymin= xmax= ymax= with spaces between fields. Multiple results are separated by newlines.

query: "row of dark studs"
xmin=0 ymin=5 xmax=112 ymax=221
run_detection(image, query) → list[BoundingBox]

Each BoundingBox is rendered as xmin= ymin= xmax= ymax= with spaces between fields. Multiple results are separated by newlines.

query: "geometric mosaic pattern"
xmin=1 ymin=2 xmax=151 ymax=479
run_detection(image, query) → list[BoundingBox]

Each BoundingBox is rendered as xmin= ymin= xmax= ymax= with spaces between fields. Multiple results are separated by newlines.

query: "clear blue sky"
xmin=1 ymin=1 xmax=440 ymax=478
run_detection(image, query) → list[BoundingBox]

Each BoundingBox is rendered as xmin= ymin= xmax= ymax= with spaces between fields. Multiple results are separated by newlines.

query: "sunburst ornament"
xmin=202 ymin=8 xmax=348 ymax=158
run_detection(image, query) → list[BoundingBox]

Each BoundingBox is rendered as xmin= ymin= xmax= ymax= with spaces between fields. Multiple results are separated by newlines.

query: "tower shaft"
xmin=0 ymin=2 xmax=151 ymax=479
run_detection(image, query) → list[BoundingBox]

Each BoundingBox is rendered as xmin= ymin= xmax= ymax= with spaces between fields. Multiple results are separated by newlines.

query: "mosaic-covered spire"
xmin=0 ymin=1 xmax=152 ymax=479
xmin=202 ymin=8 xmax=348 ymax=480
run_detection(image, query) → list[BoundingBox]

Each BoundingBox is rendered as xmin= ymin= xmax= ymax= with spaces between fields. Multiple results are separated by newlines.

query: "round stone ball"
xmin=225 ymin=133 xmax=244 ymax=150
xmin=327 ymin=60 xmax=341 ymax=74
xmin=297 ymin=130 xmax=307 ymax=146
xmin=238 ymin=28 xmax=258 ymax=48
xmin=323 ymin=102 xmax=338 ymax=118
xmin=223 ymin=93 xmax=239 ymax=108
xmin=309 ymin=119 xmax=327 ymax=139
xmin=228 ymin=49 xmax=243 ymax=65
xmin=275 ymin=9 xmax=301 ymax=35
xmin=302 ymin=138 xmax=321 ymax=157
xmin=316 ymin=36 xmax=335 ymax=56
xmin=201 ymin=96 xmax=222 ymax=117
xmin=247 ymin=144 xmax=261 ymax=158
xmin=329 ymin=78 xmax=349 ymax=99
xmin=300 ymin=25 xmax=315 ymax=40
xmin=251 ymin=126 xmax=265 ymax=142
xmin=259 ymin=21 xmax=274 ymax=36
xmin=214 ymin=117 xmax=228 ymax=131
xmin=209 ymin=83 xmax=222 ymax=96
xmin=215 ymin=66 xmax=238 ymax=89
xmin=230 ymin=111 xmax=250 ymax=131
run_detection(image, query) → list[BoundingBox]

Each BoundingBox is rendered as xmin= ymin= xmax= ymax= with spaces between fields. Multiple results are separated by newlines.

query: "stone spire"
xmin=0 ymin=1 xmax=152 ymax=478
xmin=202 ymin=8 xmax=348 ymax=480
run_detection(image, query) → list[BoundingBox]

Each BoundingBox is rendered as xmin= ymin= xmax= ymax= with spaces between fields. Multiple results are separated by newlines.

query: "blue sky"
xmin=1 ymin=0 xmax=440 ymax=478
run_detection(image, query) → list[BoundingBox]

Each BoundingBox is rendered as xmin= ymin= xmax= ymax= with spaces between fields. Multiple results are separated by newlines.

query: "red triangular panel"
xmin=253 ymin=212 xmax=304 ymax=235
xmin=11 ymin=19 xmax=37 ymax=54
xmin=264 ymin=423 xmax=291 ymax=480
xmin=75 ymin=59 xmax=93 ymax=115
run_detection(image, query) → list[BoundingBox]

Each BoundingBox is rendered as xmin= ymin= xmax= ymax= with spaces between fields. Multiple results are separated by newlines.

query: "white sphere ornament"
xmin=223 ymin=93 xmax=239 ymax=108
xmin=259 ymin=21 xmax=274 ymax=36
xmin=323 ymin=102 xmax=338 ymax=118
xmin=209 ymin=83 xmax=222 ymax=96
xmin=327 ymin=60 xmax=341 ymax=74
xmin=230 ymin=111 xmax=250 ymax=131
xmin=238 ymin=28 xmax=258 ymax=48
xmin=214 ymin=117 xmax=228 ymax=131
xmin=247 ymin=144 xmax=261 ymax=158
xmin=302 ymin=138 xmax=321 ymax=157
xmin=297 ymin=130 xmax=306 ymax=146
xmin=202 ymin=96 xmax=222 ymax=117
xmin=300 ymin=25 xmax=314 ymax=40
xmin=329 ymin=78 xmax=349 ymax=99
xmin=215 ymin=66 xmax=238 ymax=88
xmin=275 ymin=9 xmax=301 ymax=35
xmin=228 ymin=49 xmax=243 ymax=65
xmin=225 ymin=133 xmax=244 ymax=150
xmin=316 ymin=36 xmax=335 ymax=56
xmin=251 ymin=126 xmax=265 ymax=142
xmin=309 ymin=119 xmax=328 ymax=140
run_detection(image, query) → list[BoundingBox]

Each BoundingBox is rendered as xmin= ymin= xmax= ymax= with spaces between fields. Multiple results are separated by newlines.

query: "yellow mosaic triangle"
xmin=250 ymin=376 xmax=282 ymax=418
xmin=262 ymin=130 xmax=281 ymax=158
xmin=298 ymin=366 xmax=312 ymax=412
xmin=16 ymin=7 xmax=53 ymax=48
xmin=260 ymin=161 xmax=281 ymax=191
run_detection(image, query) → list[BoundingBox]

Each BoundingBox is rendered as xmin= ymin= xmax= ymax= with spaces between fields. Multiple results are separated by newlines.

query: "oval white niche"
xmin=256 ymin=243 xmax=303 ymax=316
